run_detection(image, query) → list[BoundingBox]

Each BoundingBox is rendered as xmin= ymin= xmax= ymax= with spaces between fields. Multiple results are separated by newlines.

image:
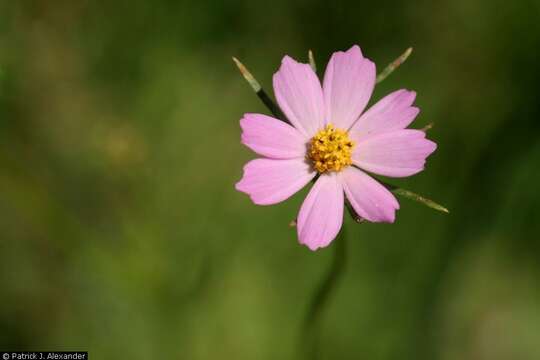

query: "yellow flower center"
xmin=308 ymin=124 xmax=354 ymax=173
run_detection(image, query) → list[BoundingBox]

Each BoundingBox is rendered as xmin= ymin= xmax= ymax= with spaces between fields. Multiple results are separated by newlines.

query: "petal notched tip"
xmin=397 ymin=89 xmax=417 ymax=103
xmin=300 ymin=236 xmax=335 ymax=251
xmin=299 ymin=234 xmax=337 ymax=251
xmin=335 ymin=44 xmax=363 ymax=58
xmin=280 ymin=55 xmax=297 ymax=66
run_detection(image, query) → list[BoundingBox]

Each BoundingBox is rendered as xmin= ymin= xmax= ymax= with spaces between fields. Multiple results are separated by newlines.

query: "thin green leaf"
xmin=308 ymin=49 xmax=316 ymax=73
xmin=232 ymin=57 xmax=287 ymax=121
xmin=421 ymin=122 xmax=434 ymax=132
xmin=381 ymin=181 xmax=449 ymax=214
xmin=376 ymin=47 xmax=413 ymax=84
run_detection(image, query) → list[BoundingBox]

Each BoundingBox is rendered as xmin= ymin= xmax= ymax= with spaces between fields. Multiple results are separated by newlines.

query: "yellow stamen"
xmin=308 ymin=124 xmax=354 ymax=173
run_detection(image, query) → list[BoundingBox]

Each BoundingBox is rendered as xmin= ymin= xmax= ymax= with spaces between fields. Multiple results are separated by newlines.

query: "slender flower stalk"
xmin=233 ymin=46 xmax=448 ymax=357
xmin=301 ymin=227 xmax=347 ymax=359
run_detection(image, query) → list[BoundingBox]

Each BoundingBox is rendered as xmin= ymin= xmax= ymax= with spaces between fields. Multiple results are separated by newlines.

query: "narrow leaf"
xmin=376 ymin=47 xmax=413 ymax=84
xmin=308 ymin=50 xmax=317 ymax=73
xmin=381 ymin=181 xmax=449 ymax=214
xmin=232 ymin=57 xmax=287 ymax=122
xmin=421 ymin=122 xmax=434 ymax=132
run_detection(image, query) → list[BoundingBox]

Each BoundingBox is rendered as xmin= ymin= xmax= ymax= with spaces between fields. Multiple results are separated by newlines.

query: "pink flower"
xmin=236 ymin=45 xmax=437 ymax=251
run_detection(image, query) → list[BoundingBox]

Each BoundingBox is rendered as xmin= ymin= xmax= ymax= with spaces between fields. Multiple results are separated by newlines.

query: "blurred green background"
xmin=1 ymin=0 xmax=540 ymax=359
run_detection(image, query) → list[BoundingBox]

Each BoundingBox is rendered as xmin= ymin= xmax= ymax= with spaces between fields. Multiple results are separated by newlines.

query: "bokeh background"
xmin=1 ymin=0 xmax=540 ymax=359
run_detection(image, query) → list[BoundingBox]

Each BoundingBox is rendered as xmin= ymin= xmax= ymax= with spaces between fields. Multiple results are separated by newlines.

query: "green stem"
xmin=301 ymin=228 xmax=347 ymax=359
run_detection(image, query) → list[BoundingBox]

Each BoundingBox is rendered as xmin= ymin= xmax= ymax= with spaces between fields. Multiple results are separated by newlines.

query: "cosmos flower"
xmin=236 ymin=45 xmax=437 ymax=251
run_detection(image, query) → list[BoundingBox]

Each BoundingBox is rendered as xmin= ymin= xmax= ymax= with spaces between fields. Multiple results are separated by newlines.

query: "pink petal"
xmin=236 ymin=158 xmax=315 ymax=205
xmin=338 ymin=167 xmax=399 ymax=223
xmin=273 ymin=56 xmax=325 ymax=138
xmin=352 ymin=129 xmax=437 ymax=178
xmin=240 ymin=113 xmax=307 ymax=159
xmin=322 ymin=45 xmax=376 ymax=130
xmin=297 ymin=173 xmax=344 ymax=251
xmin=349 ymin=89 xmax=419 ymax=141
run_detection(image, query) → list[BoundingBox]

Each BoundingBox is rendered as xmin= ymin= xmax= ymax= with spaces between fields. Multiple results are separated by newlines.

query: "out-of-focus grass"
xmin=0 ymin=1 xmax=539 ymax=359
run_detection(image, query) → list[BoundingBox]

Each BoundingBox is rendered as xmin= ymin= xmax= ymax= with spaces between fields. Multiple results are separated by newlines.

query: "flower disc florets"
xmin=308 ymin=124 xmax=354 ymax=173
